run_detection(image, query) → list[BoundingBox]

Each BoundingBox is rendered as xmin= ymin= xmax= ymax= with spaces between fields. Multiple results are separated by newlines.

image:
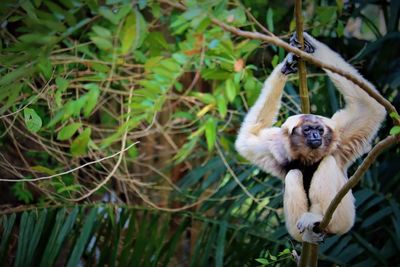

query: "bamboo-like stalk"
xmin=295 ymin=0 xmax=310 ymax=114
xmin=294 ymin=1 xmax=316 ymax=266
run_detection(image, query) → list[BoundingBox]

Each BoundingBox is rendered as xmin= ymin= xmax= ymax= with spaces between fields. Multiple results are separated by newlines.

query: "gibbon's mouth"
xmin=307 ymin=139 xmax=322 ymax=149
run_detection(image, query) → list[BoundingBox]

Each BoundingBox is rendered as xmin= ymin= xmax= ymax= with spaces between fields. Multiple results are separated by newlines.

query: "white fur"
xmin=235 ymin=34 xmax=386 ymax=242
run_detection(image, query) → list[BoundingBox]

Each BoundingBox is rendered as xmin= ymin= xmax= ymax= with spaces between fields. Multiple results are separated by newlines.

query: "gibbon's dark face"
xmin=302 ymin=123 xmax=324 ymax=149
xmin=288 ymin=115 xmax=336 ymax=164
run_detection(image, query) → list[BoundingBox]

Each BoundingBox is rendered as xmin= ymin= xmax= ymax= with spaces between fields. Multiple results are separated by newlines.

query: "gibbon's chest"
xmin=283 ymin=156 xmax=344 ymax=203
xmin=283 ymin=159 xmax=322 ymax=199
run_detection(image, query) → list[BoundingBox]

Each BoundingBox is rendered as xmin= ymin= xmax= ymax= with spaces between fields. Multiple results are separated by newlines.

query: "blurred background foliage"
xmin=0 ymin=0 xmax=399 ymax=266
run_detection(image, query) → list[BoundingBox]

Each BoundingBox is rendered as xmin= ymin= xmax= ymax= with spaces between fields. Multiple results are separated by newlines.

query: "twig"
xmin=0 ymin=142 xmax=138 ymax=182
xmin=71 ymin=82 xmax=135 ymax=202
xmin=215 ymin=142 xmax=278 ymax=212
xmin=0 ymin=71 xmax=54 ymax=119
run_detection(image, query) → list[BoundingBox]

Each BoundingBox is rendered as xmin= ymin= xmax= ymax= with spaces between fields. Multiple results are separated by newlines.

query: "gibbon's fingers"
xmin=289 ymin=32 xmax=315 ymax=54
xmin=281 ymin=53 xmax=298 ymax=75
xmin=302 ymin=229 xmax=325 ymax=244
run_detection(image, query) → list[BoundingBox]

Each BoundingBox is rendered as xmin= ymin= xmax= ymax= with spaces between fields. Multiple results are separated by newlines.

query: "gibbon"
xmin=235 ymin=33 xmax=386 ymax=243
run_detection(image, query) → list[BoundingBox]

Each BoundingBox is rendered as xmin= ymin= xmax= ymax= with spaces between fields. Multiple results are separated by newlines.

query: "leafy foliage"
xmin=0 ymin=0 xmax=399 ymax=266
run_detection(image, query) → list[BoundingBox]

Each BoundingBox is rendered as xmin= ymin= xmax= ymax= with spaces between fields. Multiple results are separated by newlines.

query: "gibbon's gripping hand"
xmin=281 ymin=32 xmax=315 ymax=75
xmin=289 ymin=32 xmax=315 ymax=54
xmin=281 ymin=53 xmax=298 ymax=75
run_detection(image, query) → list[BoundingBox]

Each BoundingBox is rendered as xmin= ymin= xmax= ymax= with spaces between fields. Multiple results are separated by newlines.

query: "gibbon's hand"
xmin=281 ymin=53 xmax=299 ymax=75
xmin=289 ymin=32 xmax=315 ymax=54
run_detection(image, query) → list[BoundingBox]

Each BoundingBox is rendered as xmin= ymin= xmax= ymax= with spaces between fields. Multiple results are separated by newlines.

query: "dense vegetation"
xmin=0 ymin=0 xmax=399 ymax=266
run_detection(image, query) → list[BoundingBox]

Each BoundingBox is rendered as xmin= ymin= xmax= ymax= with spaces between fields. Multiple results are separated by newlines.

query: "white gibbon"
xmin=235 ymin=33 xmax=386 ymax=243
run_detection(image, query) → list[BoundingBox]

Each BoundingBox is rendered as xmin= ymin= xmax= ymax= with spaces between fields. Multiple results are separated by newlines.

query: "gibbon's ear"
xmin=282 ymin=115 xmax=303 ymax=135
xmin=317 ymin=116 xmax=337 ymax=133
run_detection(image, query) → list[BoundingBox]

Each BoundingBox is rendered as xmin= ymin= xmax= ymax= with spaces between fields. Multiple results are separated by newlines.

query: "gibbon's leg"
xmin=292 ymin=33 xmax=386 ymax=168
xmin=284 ymin=170 xmax=309 ymax=242
xmin=308 ymin=156 xmax=355 ymax=236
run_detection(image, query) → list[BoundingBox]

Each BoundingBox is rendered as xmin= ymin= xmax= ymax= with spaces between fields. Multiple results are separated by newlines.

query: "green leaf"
xmin=92 ymin=25 xmax=112 ymax=38
xmin=215 ymin=221 xmax=227 ymax=267
xmin=90 ymin=36 xmax=113 ymax=50
xmin=192 ymin=92 xmax=216 ymax=105
xmin=316 ymin=6 xmax=337 ymax=24
xmin=205 ymin=117 xmax=217 ymax=151
xmin=12 ymin=183 xmax=33 ymax=204
xmin=127 ymin=144 xmax=138 ymax=159
xmin=255 ymin=258 xmax=269 ymax=265
xmin=37 ymin=57 xmax=53 ymax=80
xmin=70 ymin=128 xmax=91 ymax=157
xmin=336 ymin=21 xmax=344 ymax=37
xmin=216 ymin=94 xmax=227 ymax=119
xmin=83 ymin=84 xmax=100 ymax=117
xmin=98 ymin=6 xmax=119 ymax=24
xmin=24 ymin=108 xmax=42 ymax=133
xmin=31 ymin=166 xmax=56 ymax=175
xmin=66 ymin=208 xmax=97 ymax=267
xmin=57 ymin=123 xmax=82 ymax=140
xmin=390 ymin=126 xmax=400 ymax=135
xmin=266 ymin=8 xmax=274 ymax=33
xmin=225 ymin=79 xmax=237 ymax=102
xmin=55 ymin=77 xmax=69 ymax=91
xmin=119 ymin=9 xmax=147 ymax=54
xmin=390 ymin=112 xmax=400 ymax=119
xmin=0 ymin=66 xmax=34 ymax=87
xmin=40 ymin=208 xmax=79 ymax=267
xmin=0 ymin=214 xmax=16 ymax=266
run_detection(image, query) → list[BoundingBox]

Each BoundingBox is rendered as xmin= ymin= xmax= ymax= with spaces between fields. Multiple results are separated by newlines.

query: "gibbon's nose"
xmin=307 ymin=131 xmax=322 ymax=148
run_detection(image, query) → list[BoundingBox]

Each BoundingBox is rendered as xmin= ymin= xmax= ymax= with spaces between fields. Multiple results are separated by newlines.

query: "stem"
xmin=295 ymin=0 xmax=310 ymax=114
xmin=298 ymin=243 xmax=311 ymax=267
xmin=294 ymin=1 xmax=315 ymax=266
xmin=309 ymin=244 xmax=318 ymax=267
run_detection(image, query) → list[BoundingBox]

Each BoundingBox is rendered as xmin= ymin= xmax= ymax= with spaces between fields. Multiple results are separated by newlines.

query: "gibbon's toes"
xmin=281 ymin=53 xmax=298 ymax=75
xmin=289 ymin=32 xmax=315 ymax=54
xmin=302 ymin=229 xmax=325 ymax=244
xmin=296 ymin=212 xmax=323 ymax=233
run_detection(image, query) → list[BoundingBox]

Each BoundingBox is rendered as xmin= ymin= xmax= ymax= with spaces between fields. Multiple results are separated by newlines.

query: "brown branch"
xmin=209 ymin=20 xmax=399 ymax=121
xmin=319 ymin=135 xmax=400 ymax=230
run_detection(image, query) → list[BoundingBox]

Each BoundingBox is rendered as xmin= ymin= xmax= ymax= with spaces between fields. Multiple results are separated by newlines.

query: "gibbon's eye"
xmin=317 ymin=126 xmax=324 ymax=135
xmin=302 ymin=126 xmax=311 ymax=134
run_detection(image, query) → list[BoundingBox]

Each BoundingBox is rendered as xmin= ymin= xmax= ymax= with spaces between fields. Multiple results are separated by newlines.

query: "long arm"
xmin=304 ymin=33 xmax=386 ymax=169
xmin=235 ymin=61 xmax=290 ymax=178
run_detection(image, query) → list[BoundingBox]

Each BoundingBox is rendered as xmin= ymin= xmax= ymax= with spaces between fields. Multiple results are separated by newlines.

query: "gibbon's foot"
xmin=302 ymin=229 xmax=325 ymax=244
xmin=296 ymin=212 xmax=323 ymax=233
xmin=290 ymin=32 xmax=315 ymax=54
xmin=281 ymin=53 xmax=298 ymax=75
xmin=296 ymin=212 xmax=325 ymax=243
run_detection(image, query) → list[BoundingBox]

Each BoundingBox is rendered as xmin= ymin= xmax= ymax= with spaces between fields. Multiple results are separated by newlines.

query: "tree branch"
xmin=159 ymin=0 xmax=399 ymax=122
